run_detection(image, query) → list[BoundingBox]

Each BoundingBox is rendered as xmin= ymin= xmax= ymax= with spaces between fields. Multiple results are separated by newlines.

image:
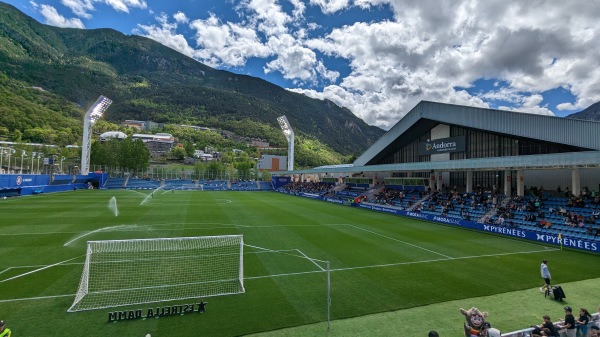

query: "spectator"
xmin=531 ymin=315 xmax=560 ymax=337
xmin=576 ymin=308 xmax=592 ymax=337
xmin=496 ymin=216 xmax=505 ymax=226
xmin=557 ymin=306 xmax=577 ymax=337
xmin=0 ymin=320 xmax=11 ymax=337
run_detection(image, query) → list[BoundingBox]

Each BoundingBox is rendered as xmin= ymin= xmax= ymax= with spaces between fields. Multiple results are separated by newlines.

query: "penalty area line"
xmin=245 ymin=247 xmax=558 ymax=280
xmin=346 ymin=224 xmax=453 ymax=259
xmin=0 ymin=294 xmax=74 ymax=304
xmin=0 ymin=255 xmax=85 ymax=283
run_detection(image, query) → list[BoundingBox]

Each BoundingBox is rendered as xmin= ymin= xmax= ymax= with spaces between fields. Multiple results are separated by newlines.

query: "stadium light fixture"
xmin=277 ymin=115 xmax=294 ymax=171
xmin=81 ymin=96 xmax=112 ymax=175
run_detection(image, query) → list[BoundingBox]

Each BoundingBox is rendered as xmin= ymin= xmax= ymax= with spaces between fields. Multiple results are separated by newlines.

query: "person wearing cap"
xmin=0 ymin=320 xmax=11 ymax=337
xmin=539 ymin=259 xmax=551 ymax=294
xmin=558 ymin=306 xmax=576 ymax=337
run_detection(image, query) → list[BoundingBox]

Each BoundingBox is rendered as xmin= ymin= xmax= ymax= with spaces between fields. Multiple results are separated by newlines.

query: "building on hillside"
xmin=180 ymin=124 xmax=212 ymax=131
xmin=99 ymin=131 xmax=127 ymax=142
xmin=258 ymin=155 xmax=288 ymax=171
xmin=131 ymin=133 xmax=175 ymax=157
xmin=123 ymin=120 xmax=163 ymax=131
xmin=123 ymin=120 xmax=145 ymax=130
xmin=249 ymin=138 xmax=270 ymax=148
xmin=273 ymin=101 xmax=600 ymax=196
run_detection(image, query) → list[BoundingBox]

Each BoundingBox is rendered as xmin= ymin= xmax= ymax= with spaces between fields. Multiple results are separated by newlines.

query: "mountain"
xmin=565 ymin=101 xmax=600 ymax=121
xmin=0 ymin=2 xmax=384 ymax=161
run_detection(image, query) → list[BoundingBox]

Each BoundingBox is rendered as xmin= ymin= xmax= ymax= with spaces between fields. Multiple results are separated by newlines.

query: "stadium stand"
xmin=103 ymin=177 xmax=126 ymax=189
xmin=277 ymin=182 xmax=600 ymax=244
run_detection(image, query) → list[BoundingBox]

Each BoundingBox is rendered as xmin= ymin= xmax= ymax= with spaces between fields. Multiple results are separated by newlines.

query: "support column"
xmin=434 ymin=171 xmax=441 ymax=191
xmin=516 ymin=170 xmax=525 ymax=197
xmin=571 ymin=168 xmax=581 ymax=197
xmin=429 ymin=172 xmax=435 ymax=193
xmin=466 ymin=171 xmax=473 ymax=193
xmin=504 ymin=170 xmax=512 ymax=197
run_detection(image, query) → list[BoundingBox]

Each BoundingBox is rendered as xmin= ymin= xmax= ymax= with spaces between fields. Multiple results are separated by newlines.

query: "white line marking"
xmin=296 ymin=249 xmax=326 ymax=271
xmin=346 ymin=224 xmax=453 ymax=259
xmin=0 ymin=261 xmax=84 ymax=274
xmin=0 ymin=247 xmax=558 ymax=303
xmin=246 ymin=247 xmax=559 ymax=280
xmin=0 ymin=294 xmax=74 ymax=303
xmin=244 ymin=244 xmax=326 ymax=263
xmin=125 ymin=190 xmax=148 ymax=197
xmin=0 ymin=256 xmax=84 ymax=283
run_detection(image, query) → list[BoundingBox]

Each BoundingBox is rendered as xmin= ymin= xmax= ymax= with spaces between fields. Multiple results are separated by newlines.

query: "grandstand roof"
xmin=271 ymin=101 xmax=600 ymax=175
xmin=273 ymin=151 xmax=600 ymax=175
xmin=355 ymin=101 xmax=600 ymax=166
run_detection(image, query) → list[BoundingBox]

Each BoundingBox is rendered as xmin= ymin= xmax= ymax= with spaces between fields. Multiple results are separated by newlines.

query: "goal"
xmin=68 ymin=235 xmax=244 ymax=312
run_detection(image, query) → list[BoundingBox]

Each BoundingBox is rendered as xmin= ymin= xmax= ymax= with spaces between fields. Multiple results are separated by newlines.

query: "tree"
xmin=90 ymin=139 xmax=150 ymax=172
xmin=184 ymin=142 xmax=195 ymax=157
xmin=170 ymin=147 xmax=186 ymax=160
xmin=235 ymin=161 xmax=252 ymax=180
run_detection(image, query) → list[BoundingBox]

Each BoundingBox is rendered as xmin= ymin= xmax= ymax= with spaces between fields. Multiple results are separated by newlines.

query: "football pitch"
xmin=0 ymin=190 xmax=598 ymax=336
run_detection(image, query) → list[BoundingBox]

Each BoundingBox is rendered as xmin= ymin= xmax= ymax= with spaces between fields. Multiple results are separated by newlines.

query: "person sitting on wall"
xmin=531 ymin=315 xmax=560 ymax=337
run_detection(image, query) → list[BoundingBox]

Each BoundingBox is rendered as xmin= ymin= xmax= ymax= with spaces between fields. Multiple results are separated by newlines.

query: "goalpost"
xmin=68 ymin=235 xmax=244 ymax=312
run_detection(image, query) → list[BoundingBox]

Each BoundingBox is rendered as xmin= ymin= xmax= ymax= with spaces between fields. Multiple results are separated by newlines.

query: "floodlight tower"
xmin=80 ymin=95 xmax=112 ymax=175
xmin=277 ymin=115 xmax=294 ymax=171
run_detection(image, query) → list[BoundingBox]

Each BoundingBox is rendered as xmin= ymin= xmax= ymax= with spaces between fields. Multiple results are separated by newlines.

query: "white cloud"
xmin=39 ymin=4 xmax=85 ymax=28
xmin=60 ymin=0 xmax=94 ymax=19
xmin=189 ymin=13 xmax=272 ymax=67
xmin=134 ymin=0 xmax=600 ymax=129
xmin=284 ymin=0 xmax=600 ymax=127
xmin=136 ymin=13 xmax=197 ymax=59
xmin=309 ymin=0 xmax=350 ymax=14
xmin=264 ymin=34 xmax=319 ymax=82
xmin=173 ymin=11 xmax=188 ymax=24
xmin=288 ymin=0 xmax=306 ymax=18
xmin=243 ymin=0 xmax=291 ymax=35
xmin=103 ymin=0 xmax=147 ymax=13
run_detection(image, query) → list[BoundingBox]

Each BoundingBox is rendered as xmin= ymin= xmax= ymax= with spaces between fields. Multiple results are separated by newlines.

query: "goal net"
xmin=68 ymin=235 xmax=244 ymax=312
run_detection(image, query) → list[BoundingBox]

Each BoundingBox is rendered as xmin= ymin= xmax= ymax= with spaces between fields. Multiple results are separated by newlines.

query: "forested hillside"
xmin=0 ymin=2 xmax=384 ymax=166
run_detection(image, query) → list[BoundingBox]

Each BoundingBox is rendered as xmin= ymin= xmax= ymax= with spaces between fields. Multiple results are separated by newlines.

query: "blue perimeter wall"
xmin=288 ymin=191 xmax=598 ymax=254
xmin=0 ymin=173 xmax=107 ymax=195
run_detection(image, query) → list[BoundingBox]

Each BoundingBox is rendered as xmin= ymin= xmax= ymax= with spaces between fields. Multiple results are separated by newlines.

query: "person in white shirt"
xmin=540 ymin=259 xmax=551 ymax=294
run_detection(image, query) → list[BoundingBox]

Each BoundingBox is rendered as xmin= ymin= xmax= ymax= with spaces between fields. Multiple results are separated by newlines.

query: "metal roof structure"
xmin=355 ymin=101 xmax=600 ymax=166
xmin=272 ymin=151 xmax=600 ymax=175
xmin=272 ymin=101 xmax=600 ymax=175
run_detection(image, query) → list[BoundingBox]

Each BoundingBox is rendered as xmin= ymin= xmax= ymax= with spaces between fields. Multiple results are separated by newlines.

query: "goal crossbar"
xmin=68 ymin=235 xmax=244 ymax=312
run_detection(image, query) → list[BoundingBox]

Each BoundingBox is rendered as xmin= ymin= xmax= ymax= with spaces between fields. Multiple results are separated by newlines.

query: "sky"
xmin=5 ymin=0 xmax=600 ymax=130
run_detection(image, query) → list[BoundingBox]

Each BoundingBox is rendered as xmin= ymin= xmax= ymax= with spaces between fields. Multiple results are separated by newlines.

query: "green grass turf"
xmin=0 ymin=190 xmax=598 ymax=337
